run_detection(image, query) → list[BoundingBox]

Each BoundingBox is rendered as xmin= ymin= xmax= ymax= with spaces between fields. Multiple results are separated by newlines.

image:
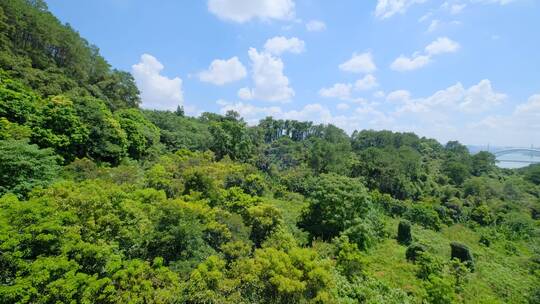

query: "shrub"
xmin=424 ymin=275 xmax=458 ymax=304
xmin=0 ymin=139 xmax=61 ymax=198
xmin=530 ymin=286 xmax=540 ymax=304
xmin=450 ymin=242 xmax=474 ymax=272
xmin=448 ymin=258 xmax=471 ymax=293
xmin=397 ymin=220 xmax=412 ymax=245
xmin=501 ymin=212 xmax=536 ymax=240
xmin=529 ymin=255 xmax=540 ymax=274
xmin=478 ymin=234 xmax=491 ymax=247
xmin=183 ymin=170 xmax=219 ymax=202
xmin=470 ymin=204 xmax=494 ymax=226
xmin=405 ymin=204 xmax=442 ymax=231
xmin=434 ymin=205 xmax=453 ymax=226
xmin=334 ymin=236 xmax=365 ymax=279
xmin=416 ymin=252 xmax=444 ymax=280
xmin=442 ymin=198 xmax=463 ymax=222
xmin=299 ymin=173 xmax=371 ymax=240
xmin=371 ymin=190 xmax=408 ymax=216
xmin=225 ymin=172 xmax=266 ymax=196
xmin=246 ymin=204 xmax=282 ymax=247
xmin=343 ymin=221 xmax=377 ymax=251
xmin=406 ymin=243 xmax=428 ymax=262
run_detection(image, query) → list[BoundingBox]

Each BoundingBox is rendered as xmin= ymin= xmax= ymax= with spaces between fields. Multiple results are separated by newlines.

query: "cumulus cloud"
xmin=237 ymin=87 xmax=252 ymax=100
xmin=427 ymin=20 xmax=440 ymax=32
xmin=198 ymin=56 xmax=247 ymax=85
xmin=339 ymin=52 xmax=377 ymax=74
xmin=217 ymin=99 xmax=393 ymax=134
xmin=469 ymin=93 xmax=540 ymax=146
xmin=373 ymin=90 xmax=386 ymax=98
xmin=219 ymin=79 xmax=536 ymax=146
xmin=391 ymin=55 xmax=431 ymax=71
xmin=282 ymin=103 xmax=335 ymax=123
xmin=319 ymin=83 xmax=352 ymax=100
xmin=306 ymin=20 xmax=326 ymax=31
xmin=354 ymin=74 xmax=379 ymax=91
xmin=132 ymin=54 xmax=184 ymax=111
xmin=264 ymin=36 xmax=305 ymax=55
xmin=218 ymin=100 xmax=282 ymax=124
xmin=418 ymin=12 xmax=432 ymax=22
xmin=396 ymin=79 xmax=506 ymax=114
xmin=337 ymin=103 xmax=350 ymax=110
xmin=387 ymin=90 xmax=411 ymax=102
xmin=425 ymin=37 xmax=461 ymax=55
xmin=458 ymin=79 xmax=506 ymax=112
xmin=472 ymin=0 xmax=516 ymax=5
xmin=515 ymin=94 xmax=540 ymax=115
xmin=319 ymin=75 xmax=377 ymax=102
xmin=375 ymin=0 xmax=428 ymax=19
xmin=442 ymin=2 xmax=467 ymax=14
xmin=383 ymin=79 xmax=512 ymax=144
xmin=239 ymin=48 xmax=294 ymax=102
xmin=218 ymin=101 xmax=330 ymax=125
xmin=208 ymin=0 xmax=295 ymax=23
xmin=391 ymin=37 xmax=459 ymax=71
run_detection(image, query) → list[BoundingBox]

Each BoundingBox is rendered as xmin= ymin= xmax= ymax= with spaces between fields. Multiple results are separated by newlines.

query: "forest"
xmin=0 ymin=1 xmax=539 ymax=303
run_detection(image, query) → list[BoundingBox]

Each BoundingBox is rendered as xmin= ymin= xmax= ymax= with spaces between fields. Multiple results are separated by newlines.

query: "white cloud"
xmin=427 ymin=19 xmax=440 ymax=32
xmin=396 ymin=79 xmax=506 ymax=114
xmin=306 ymin=20 xmax=326 ymax=32
xmin=458 ymin=79 xmax=506 ymax=112
xmin=375 ymin=0 xmax=428 ymax=19
xmin=319 ymin=83 xmax=352 ymax=100
xmin=385 ymin=80 xmax=513 ymax=144
xmin=354 ymin=74 xmax=379 ymax=91
xmin=208 ymin=0 xmax=295 ymax=23
xmin=337 ymin=103 xmax=350 ymax=110
xmin=218 ymin=100 xmax=282 ymax=124
xmin=387 ymin=90 xmax=411 ymax=102
xmin=442 ymin=2 xmax=467 ymax=14
xmin=391 ymin=37 xmax=460 ymax=71
xmin=239 ymin=48 xmax=294 ymax=102
xmin=515 ymin=94 xmax=540 ymax=115
xmin=282 ymin=103 xmax=334 ymax=123
xmin=339 ymin=52 xmax=377 ymax=74
xmin=132 ymin=54 xmax=184 ymax=111
xmin=237 ymin=87 xmax=253 ymax=100
xmin=391 ymin=54 xmax=431 ymax=71
xmin=217 ymin=99 xmax=394 ymax=134
xmin=198 ymin=56 xmax=247 ymax=85
xmin=470 ymin=93 xmax=540 ymax=146
xmin=352 ymin=97 xmax=370 ymax=104
xmin=425 ymin=37 xmax=460 ymax=55
xmin=373 ymin=90 xmax=386 ymax=98
xmin=218 ymin=102 xmax=331 ymax=125
xmin=219 ymin=79 xmax=537 ymax=146
xmin=472 ymin=0 xmax=516 ymax=5
xmin=319 ymin=75 xmax=378 ymax=102
xmin=418 ymin=12 xmax=432 ymax=22
xmin=264 ymin=36 xmax=305 ymax=55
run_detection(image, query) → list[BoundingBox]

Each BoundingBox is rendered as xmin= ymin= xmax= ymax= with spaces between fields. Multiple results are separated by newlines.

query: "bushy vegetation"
xmin=0 ymin=1 xmax=539 ymax=303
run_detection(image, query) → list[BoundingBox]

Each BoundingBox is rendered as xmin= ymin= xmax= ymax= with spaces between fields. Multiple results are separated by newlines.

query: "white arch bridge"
xmin=492 ymin=148 xmax=540 ymax=165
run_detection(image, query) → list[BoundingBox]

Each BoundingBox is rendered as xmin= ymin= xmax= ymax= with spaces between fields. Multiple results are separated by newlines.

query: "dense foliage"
xmin=0 ymin=1 xmax=539 ymax=303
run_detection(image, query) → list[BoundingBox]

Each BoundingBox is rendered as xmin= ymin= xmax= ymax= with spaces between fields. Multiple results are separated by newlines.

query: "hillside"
xmin=0 ymin=1 xmax=539 ymax=303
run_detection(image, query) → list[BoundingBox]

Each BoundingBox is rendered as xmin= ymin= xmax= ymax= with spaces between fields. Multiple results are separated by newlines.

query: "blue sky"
xmin=47 ymin=0 xmax=540 ymax=146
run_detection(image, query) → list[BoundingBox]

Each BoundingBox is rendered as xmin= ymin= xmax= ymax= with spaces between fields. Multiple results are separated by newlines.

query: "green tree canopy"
xmin=0 ymin=139 xmax=60 ymax=198
xmin=299 ymin=173 xmax=372 ymax=240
